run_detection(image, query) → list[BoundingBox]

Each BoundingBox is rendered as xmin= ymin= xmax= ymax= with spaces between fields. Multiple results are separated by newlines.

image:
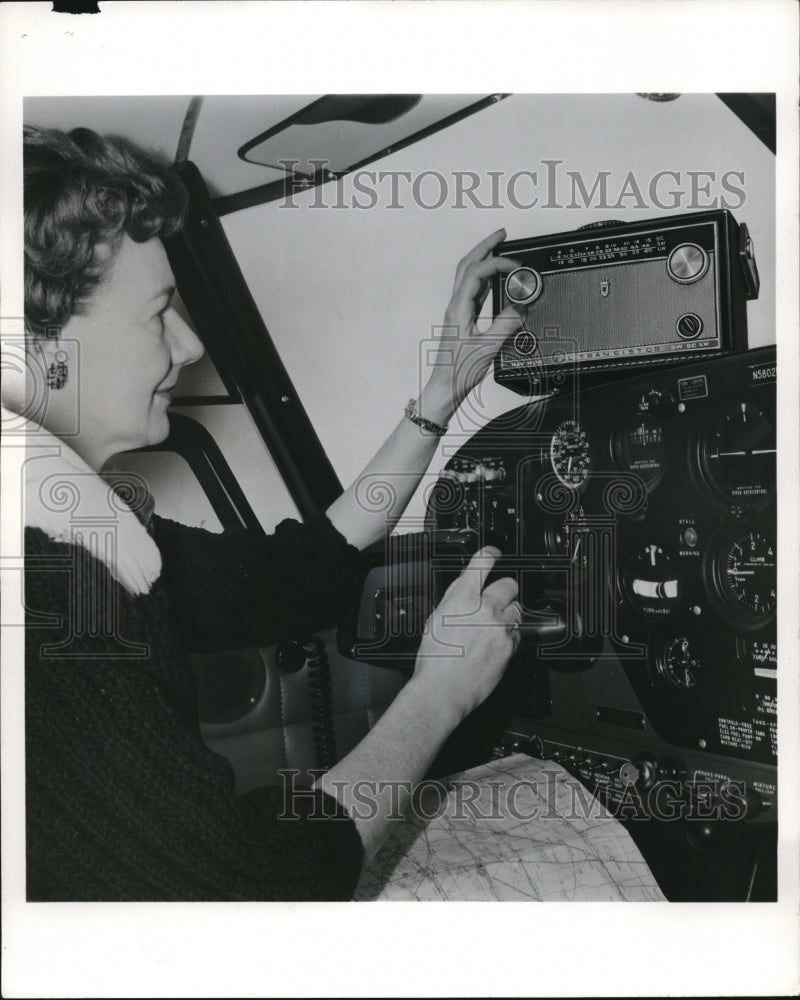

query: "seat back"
xmin=191 ymin=629 xmax=406 ymax=792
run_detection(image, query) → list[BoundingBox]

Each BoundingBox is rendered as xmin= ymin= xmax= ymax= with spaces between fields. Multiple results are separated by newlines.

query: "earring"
xmin=47 ymin=352 xmax=69 ymax=390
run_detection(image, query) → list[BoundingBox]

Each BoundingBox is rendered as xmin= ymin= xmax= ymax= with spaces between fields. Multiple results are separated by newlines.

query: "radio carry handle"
xmin=738 ymin=222 xmax=760 ymax=300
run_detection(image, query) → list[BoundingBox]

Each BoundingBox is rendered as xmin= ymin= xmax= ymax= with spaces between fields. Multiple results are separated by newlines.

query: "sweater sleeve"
xmin=24 ymin=528 xmax=364 ymax=902
xmin=152 ymin=514 xmax=367 ymax=652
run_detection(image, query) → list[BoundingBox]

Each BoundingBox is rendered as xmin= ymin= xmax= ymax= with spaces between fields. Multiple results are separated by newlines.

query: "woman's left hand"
xmin=422 ymin=229 xmax=524 ymax=418
xmin=328 ymin=233 xmax=524 ymax=549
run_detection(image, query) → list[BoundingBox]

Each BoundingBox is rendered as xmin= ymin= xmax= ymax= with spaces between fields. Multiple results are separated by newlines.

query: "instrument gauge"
xmin=715 ymin=530 xmax=776 ymax=621
xmin=623 ymin=544 xmax=680 ymax=619
xmin=614 ymin=418 xmax=668 ymax=490
xmin=550 ymin=419 xmax=591 ymax=488
xmin=702 ymin=402 xmax=775 ymax=504
xmin=545 ymin=511 xmax=589 ymax=573
xmin=658 ymin=637 xmax=702 ymax=690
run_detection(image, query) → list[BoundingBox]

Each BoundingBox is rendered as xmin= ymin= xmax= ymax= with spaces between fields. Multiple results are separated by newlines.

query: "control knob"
xmin=631 ymin=752 xmax=659 ymax=790
xmin=667 ymin=243 xmax=709 ymax=283
xmin=676 ymin=312 xmax=704 ymax=340
xmin=276 ymin=640 xmax=308 ymax=673
xmin=513 ymin=329 xmax=538 ymax=355
xmin=506 ymin=266 xmax=543 ymax=305
xmin=720 ymin=783 xmax=764 ymax=820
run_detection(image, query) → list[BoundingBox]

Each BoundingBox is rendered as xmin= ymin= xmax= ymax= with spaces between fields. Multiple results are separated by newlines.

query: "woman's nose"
xmin=164 ymin=309 xmax=205 ymax=367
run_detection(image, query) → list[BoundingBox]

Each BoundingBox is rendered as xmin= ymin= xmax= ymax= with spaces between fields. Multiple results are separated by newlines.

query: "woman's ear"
xmin=30 ymin=330 xmax=64 ymax=363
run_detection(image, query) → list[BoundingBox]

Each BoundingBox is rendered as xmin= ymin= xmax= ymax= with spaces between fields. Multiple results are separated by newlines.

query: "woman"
xmin=15 ymin=125 xmax=526 ymax=900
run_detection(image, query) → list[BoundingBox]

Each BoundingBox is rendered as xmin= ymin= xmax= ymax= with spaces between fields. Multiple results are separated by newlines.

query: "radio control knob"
xmin=667 ymin=243 xmax=709 ymax=283
xmin=506 ymin=266 xmax=543 ymax=305
xmin=513 ymin=329 xmax=538 ymax=355
xmin=676 ymin=312 xmax=703 ymax=339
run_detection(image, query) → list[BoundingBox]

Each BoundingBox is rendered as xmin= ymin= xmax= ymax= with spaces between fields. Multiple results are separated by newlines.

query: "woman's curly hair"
xmin=24 ymin=125 xmax=189 ymax=337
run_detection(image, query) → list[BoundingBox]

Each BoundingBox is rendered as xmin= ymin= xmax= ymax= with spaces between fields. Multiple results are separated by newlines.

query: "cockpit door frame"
xmin=165 ymin=161 xmax=343 ymax=520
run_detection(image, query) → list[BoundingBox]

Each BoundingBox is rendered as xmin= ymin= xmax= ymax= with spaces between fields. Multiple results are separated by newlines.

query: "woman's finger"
xmin=464 ymin=307 xmax=523 ymax=361
xmin=474 ymin=274 xmax=493 ymax=314
xmin=502 ymin=599 xmax=524 ymax=625
xmin=503 ymin=600 xmax=525 ymax=644
xmin=482 ymin=574 xmax=518 ymax=609
xmin=474 ymin=256 xmax=521 ymax=314
xmin=449 ymin=257 xmax=519 ymax=327
xmin=453 ymin=545 xmax=502 ymax=600
xmin=480 ymin=303 xmax=525 ymax=344
xmin=452 ymin=228 xmax=507 ymax=292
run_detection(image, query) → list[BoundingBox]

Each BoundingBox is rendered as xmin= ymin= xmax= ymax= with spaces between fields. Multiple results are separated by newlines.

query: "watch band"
xmin=404 ymin=398 xmax=449 ymax=436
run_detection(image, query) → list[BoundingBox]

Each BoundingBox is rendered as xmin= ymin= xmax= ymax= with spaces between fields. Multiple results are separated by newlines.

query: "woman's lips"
xmin=155 ymin=374 xmax=177 ymax=398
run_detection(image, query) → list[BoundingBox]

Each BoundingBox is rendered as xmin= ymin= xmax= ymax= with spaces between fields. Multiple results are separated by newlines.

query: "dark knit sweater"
xmin=25 ymin=514 xmax=367 ymax=901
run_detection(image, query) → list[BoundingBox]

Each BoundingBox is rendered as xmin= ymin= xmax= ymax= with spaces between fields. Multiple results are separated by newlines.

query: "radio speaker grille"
xmin=512 ymin=256 xmax=718 ymax=355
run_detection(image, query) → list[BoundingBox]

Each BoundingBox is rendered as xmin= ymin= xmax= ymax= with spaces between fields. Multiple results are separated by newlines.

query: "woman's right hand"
xmin=411 ymin=546 xmax=522 ymax=729
xmin=317 ymin=545 xmax=521 ymax=863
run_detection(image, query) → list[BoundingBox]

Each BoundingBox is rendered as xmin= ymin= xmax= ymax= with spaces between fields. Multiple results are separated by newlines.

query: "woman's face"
xmin=57 ymin=235 xmax=204 ymax=469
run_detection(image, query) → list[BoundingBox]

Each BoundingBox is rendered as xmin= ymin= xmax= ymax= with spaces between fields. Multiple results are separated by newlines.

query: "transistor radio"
xmin=493 ymin=210 xmax=760 ymax=393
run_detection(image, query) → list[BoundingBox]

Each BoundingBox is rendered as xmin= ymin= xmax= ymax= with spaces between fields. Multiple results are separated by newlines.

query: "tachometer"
xmin=544 ymin=510 xmax=590 ymax=574
xmin=550 ymin=418 xmax=590 ymax=488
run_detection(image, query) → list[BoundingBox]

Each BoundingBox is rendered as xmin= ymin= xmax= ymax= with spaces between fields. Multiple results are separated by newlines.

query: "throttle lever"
xmin=517 ymin=600 xmax=567 ymax=642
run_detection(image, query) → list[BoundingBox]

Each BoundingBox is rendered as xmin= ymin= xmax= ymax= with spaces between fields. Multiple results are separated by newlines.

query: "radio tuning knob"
xmin=506 ymin=266 xmax=543 ymax=305
xmin=667 ymin=243 xmax=709 ymax=283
